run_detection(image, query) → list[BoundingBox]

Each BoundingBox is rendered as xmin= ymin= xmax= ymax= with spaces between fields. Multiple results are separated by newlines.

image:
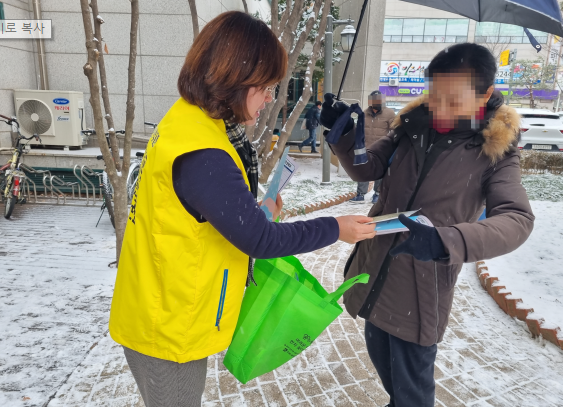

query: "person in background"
xmin=299 ymin=101 xmax=322 ymax=153
xmin=349 ymin=90 xmax=395 ymax=204
xmin=321 ymin=43 xmax=534 ymax=407
xmin=109 ymin=12 xmax=376 ymax=407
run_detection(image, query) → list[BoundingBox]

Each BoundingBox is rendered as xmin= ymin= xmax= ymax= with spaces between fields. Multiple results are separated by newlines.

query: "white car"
xmin=515 ymin=108 xmax=563 ymax=152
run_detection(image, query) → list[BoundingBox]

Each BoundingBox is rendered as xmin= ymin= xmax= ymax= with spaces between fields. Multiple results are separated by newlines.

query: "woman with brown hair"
xmin=108 ymin=11 xmax=375 ymax=407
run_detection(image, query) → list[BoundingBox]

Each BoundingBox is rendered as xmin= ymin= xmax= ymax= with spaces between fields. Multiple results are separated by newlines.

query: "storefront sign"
xmin=379 ymin=85 xmax=559 ymax=100
xmin=380 ymin=61 xmax=429 ymax=83
xmin=379 ymin=86 xmax=427 ymax=97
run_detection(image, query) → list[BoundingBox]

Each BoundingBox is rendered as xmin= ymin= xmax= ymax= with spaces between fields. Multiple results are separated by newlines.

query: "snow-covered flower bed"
xmin=522 ymin=173 xmax=563 ymax=202
xmin=485 ymin=200 xmax=563 ymax=333
xmin=266 ymin=157 xmax=358 ymax=210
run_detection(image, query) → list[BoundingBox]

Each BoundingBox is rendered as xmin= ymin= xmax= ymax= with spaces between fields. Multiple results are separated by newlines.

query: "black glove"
xmin=320 ymin=93 xmax=354 ymax=135
xmin=389 ymin=215 xmax=447 ymax=261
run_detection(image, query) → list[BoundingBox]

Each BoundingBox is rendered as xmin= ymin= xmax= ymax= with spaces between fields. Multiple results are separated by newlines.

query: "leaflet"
xmin=374 ymin=215 xmax=433 ymax=235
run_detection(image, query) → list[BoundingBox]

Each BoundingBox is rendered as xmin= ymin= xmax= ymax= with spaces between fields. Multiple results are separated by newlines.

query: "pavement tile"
xmin=314 ymin=369 xmax=340 ymax=392
xmin=343 ymin=384 xmax=375 ymax=406
xmin=325 ymin=389 xmax=354 ymax=407
xmin=435 ymin=382 xmax=466 ymax=407
xmin=295 ymin=372 xmax=323 ymax=397
xmin=357 ymin=379 xmax=389 ymax=405
xmin=218 ymin=371 xmax=239 ymax=397
xmin=333 ymin=339 xmax=356 ymax=359
xmin=343 ymin=358 xmax=371 ymax=381
xmin=260 ymin=382 xmax=287 ymax=407
xmin=278 ymin=377 xmax=306 ymax=404
xmin=242 ymin=388 xmax=266 ymax=406
xmin=328 ymin=362 xmax=355 ymax=386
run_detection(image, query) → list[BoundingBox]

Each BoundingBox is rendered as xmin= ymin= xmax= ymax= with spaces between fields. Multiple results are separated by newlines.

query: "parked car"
xmin=514 ymin=108 xmax=563 ymax=152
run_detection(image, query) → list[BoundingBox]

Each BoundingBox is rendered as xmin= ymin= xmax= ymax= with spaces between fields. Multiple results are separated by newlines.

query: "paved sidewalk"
xmin=3 ymin=204 xmax=563 ymax=406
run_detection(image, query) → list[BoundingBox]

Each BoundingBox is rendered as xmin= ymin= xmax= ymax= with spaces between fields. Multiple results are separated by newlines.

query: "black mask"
xmin=372 ymin=104 xmax=382 ymax=111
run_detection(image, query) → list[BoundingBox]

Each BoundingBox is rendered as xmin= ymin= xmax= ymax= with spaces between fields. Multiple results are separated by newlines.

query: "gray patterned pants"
xmin=123 ymin=346 xmax=208 ymax=407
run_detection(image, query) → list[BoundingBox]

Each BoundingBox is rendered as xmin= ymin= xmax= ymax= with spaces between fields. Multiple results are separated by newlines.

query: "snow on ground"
xmin=270 ymin=157 xmax=361 ymax=210
xmin=46 ymin=203 xmax=563 ymax=407
xmin=485 ymin=200 xmax=563 ymax=331
xmin=0 ymin=205 xmax=116 ymax=407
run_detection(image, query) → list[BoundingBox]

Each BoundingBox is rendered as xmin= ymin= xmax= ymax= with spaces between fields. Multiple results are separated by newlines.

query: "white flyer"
xmin=277 ymin=156 xmax=298 ymax=193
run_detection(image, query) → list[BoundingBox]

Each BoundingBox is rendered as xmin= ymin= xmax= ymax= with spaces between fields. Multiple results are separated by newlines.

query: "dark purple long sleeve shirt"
xmin=172 ymin=149 xmax=339 ymax=259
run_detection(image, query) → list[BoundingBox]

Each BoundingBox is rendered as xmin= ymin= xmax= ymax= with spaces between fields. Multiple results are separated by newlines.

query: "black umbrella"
xmin=401 ymin=0 xmax=563 ymax=36
xmin=402 ymin=0 xmax=563 ymax=37
xmin=336 ymin=0 xmax=563 ymax=99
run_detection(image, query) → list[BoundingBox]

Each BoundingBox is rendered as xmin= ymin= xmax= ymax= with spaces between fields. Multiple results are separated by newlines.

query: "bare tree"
xmin=79 ymin=0 xmax=139 ymax=261
xmin=482 ymin=38 xmax=509 ymax=61
xmin=250 ymin=0 xmax=332 ymax=182
xmin=510 ymin=59 xmax=557 ymax=108
xmin=187 ymin=0 xmax=200 ymax=38
xmin=242 ymin=0 xmax=249 ymax=13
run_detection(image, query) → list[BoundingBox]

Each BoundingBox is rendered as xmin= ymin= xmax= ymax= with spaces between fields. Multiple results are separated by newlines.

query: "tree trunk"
xmin=241 ymin=0 xmax=248 ymax=13
xmin=79 ymin=0 xmax=139 ymax=262
xmin=259 ymin=0 xmax=332 ymax=183
xmin=187 ymin=0 xmax=199 ymax=38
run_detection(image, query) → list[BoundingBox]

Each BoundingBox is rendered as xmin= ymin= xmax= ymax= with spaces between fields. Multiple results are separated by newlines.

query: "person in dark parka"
xmin=300 ymin=101 xmax=322 ymax=153
xmin=321 ymin=43 xmax=534 ymax=407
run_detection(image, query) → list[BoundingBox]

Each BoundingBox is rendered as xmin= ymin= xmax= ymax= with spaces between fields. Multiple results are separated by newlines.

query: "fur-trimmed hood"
xmin=391 ymin=96 xmax=521 ymax=162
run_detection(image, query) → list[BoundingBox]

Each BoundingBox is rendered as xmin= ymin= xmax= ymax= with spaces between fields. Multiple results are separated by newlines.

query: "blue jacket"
xmin=305 ymin=106 xmax=321 ymax=130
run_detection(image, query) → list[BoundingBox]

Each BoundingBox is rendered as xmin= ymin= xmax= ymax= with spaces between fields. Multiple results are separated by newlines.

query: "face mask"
xmin=372 ymin=104 xmax=382 ymax=111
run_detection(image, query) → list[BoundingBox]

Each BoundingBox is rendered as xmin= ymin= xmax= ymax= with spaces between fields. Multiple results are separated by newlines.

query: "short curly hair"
xmin=178 ymin=11 xmax=288 ymax=123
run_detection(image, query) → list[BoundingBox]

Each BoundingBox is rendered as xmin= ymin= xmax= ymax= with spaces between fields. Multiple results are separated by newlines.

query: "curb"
xmin=475 ymin=261 xmax=563 ymax=350
xmin=279 ymin=191 xmax=357 ymax=220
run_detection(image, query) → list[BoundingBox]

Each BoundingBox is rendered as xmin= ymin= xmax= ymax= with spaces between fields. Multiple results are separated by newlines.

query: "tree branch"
xmin=187 ymin=0 xmax=199 ymax=38
xmin=90 ymin=1 xmax=121 ymax=171
xmin=121 ymin=0 xmax=139 ymax=184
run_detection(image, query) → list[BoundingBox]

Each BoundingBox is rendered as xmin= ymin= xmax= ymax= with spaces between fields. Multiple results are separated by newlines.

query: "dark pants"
xmin=365 ymin=321 xmax=437 ymax=407
xmin=301 ymin=128 xmax=318 ymax=152
xmin=357 ymin=179 xmax=381 ymax=196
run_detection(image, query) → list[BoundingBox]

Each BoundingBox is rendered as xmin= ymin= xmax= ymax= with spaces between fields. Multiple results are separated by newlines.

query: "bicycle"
xmin=81 ymin=128 xmax=126 ymax=228
xmin=0 ymin=114 xmax=42 ymax=219
xmin=123 ymin=122 xmax=153 ymax=203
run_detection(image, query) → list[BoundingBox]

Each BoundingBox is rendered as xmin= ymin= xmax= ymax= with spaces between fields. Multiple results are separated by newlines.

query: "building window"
xmin=383 ymin=18 xmax=468 ymax=43
xmin=0 ymin=2 xmax=5 ymax=20
xmin=474 ymin=22 xmax=547 ymax=44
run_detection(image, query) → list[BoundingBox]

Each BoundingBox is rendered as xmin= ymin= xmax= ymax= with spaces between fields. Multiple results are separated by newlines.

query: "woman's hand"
xmin=273 ymin=193 xmax=283 ymax=221
xmin=335 ymin=215 xmax=376 ymax=244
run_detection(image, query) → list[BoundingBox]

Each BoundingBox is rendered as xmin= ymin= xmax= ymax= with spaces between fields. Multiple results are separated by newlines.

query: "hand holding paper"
xmin=389 ymin=214 xmax=447 ymax=261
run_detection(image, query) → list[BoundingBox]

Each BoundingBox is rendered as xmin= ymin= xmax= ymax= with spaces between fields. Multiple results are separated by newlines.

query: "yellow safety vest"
xmin=109 ymin=99 xmax=250 ymax=363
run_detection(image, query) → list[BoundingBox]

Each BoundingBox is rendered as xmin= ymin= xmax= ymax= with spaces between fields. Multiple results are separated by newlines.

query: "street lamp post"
xmin=322 ymin=16 xmax=355 ymax=185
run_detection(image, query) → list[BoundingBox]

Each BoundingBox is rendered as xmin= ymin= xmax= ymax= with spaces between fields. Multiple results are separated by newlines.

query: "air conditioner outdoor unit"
xmin=13 ymin=89 xmax=87 ymax=148
xmin=389 ymin=79 xmax=399 ymax=87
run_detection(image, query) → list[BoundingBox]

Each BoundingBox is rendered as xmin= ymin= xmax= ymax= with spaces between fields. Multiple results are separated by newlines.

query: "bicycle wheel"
xmin=126 ymin=164 xmax=140 ymax=204
xmin=4 ymin=182 xmax=15 ymax=219
xmin=101 ymin=172 xmax=115 ymax=228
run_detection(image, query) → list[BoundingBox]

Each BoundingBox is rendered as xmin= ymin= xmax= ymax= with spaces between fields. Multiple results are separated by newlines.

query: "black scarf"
xmin=225 ymin=121 xmax=259 ymax=199
xmin=225 ymin=120 xmax=259 ymax=286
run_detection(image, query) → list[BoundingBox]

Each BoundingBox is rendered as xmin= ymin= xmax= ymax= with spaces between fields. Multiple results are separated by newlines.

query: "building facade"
xmin=0 ymin=0 xmax=269 ymax=148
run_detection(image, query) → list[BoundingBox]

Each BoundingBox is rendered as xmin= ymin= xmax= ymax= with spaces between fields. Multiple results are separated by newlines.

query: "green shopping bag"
xmin=223 ymin=255 xmax=369 ymax=384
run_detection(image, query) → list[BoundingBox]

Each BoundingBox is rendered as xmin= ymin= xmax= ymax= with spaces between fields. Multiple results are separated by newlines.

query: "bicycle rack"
xmin=0 ymin=163 xmax=103 ymax=207
xmin=80 ymin=165 xmax=101 ymax=204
